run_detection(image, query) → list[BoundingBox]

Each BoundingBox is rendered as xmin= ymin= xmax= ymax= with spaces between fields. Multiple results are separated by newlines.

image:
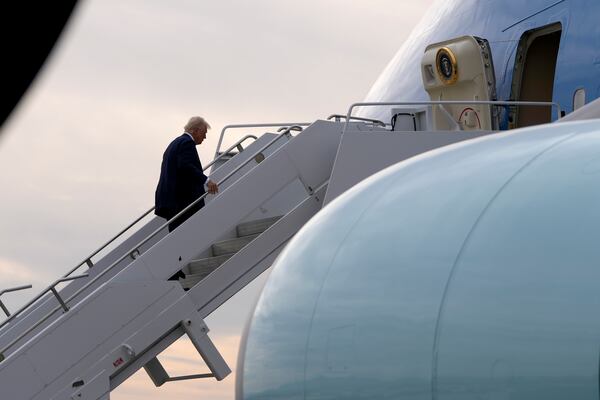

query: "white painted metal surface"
xmin=324 ymin=129 xmax=492 ymax=205
xmin=559 ymin=96 xmax=600 ymax=122
xmin=0 ymin=217 xmax=168 ymax=360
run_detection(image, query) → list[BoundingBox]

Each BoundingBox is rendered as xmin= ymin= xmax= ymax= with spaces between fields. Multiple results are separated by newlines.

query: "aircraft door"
xmin=421 ymin=36 xmax=498 ymax=131
xmin=509 ymin=23 xmax=561 ymax=128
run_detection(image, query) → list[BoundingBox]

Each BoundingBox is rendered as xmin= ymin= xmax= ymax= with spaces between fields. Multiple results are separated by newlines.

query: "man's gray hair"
xmin=184 ymin=116 xmax=211 ymax=132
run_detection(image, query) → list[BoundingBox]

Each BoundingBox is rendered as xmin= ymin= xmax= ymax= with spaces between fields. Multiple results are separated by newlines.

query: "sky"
xmin=0 ymin=1 xmax=433 ymax=398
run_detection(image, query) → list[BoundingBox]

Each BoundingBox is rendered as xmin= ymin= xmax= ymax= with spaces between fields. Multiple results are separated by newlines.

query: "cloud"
xmin=0 ymin=257 xmax=45 ymax=285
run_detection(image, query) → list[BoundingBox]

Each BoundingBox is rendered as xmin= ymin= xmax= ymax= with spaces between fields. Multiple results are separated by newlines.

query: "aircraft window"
xmin=573 ymin=88 xmax=586 ymax=110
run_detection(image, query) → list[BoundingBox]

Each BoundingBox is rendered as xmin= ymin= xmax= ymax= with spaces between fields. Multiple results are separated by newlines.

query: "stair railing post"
xmin=0 ymin=285 xmax=33 ymax=317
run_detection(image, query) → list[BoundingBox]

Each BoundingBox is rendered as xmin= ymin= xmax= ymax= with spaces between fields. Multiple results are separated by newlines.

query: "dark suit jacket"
xmin=155 ymin=134 xmax=208 ymax=220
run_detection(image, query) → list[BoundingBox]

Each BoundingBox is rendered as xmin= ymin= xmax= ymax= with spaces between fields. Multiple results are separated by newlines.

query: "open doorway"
xmin=510 ymin=23 xmax=562 ymax=128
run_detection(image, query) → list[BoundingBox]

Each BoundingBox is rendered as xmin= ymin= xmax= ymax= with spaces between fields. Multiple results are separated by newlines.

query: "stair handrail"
xmin=215 ymin=122 xmax=312 ymax=159
xmin=0 ymin=125 xmax=304 ymax=358
xmin=0 ymin=285 xmax=32 ymax=317
xmin=342 ymin=100 xmax=562 ymax=134
xmin=327 ymin=114 xmax=387 ymax=127
xmin=0 ymin=133 xmax=261 ymax=334
xmin=204 ymin=134 xmax=258 ymax=171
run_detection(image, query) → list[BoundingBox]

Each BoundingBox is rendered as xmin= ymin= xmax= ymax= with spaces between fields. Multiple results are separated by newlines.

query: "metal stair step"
xmin=212 ymin=234 xmax=258 ymax=256
xmin=188 ymin=254 xmax=233 ymax=275
xmin=236 ymin=216 xmax=282 ymax=237
xmin=179 ymin=273 xmax=209 ymax=290
xmin=180 ymin=217 xmax=283 ymax=290
xmin=180 ymin=255 xmax=233 ymax=290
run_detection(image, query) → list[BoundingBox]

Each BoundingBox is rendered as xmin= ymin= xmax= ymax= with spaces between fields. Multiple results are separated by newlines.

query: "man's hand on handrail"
xmin=207 ymin=180 xmax=219 ymax=194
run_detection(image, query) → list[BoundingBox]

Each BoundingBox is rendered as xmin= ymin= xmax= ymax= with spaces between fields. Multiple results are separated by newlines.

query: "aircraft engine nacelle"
xmin=238 ymin=119 xmax=600 ymax=400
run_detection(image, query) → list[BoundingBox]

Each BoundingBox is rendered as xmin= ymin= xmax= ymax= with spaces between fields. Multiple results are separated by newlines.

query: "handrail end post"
xmin=343 ymin=104 xmax=357 ymax=135
xmin=0 ymin=300 xmax=10 ymax=318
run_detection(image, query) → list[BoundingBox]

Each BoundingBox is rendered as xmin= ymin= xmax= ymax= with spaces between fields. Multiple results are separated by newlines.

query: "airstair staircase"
xmin=0 ymin=119 xmax=361 ymax=400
